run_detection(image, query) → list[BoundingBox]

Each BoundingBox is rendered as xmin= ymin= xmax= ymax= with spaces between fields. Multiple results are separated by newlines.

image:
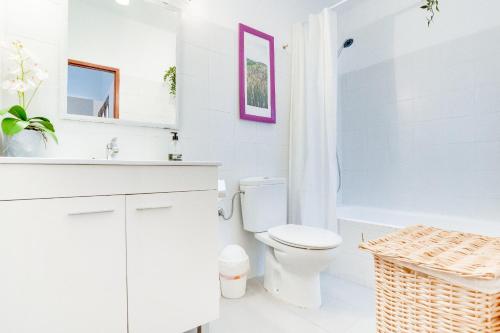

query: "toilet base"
xmin=262 ymin=247 xmax=322 ymax=308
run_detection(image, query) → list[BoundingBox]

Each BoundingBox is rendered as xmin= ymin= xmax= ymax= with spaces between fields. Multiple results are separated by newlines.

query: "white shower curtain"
xmin=289 ymin=9 xmax=338 ymax=230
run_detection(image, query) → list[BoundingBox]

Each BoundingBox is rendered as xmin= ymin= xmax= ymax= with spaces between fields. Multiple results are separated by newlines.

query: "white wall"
xmin=185 ymin=0 xmax=332 ymax=47
xmin=176 ymin=15 xmax=292 ymax=276
xmin=337 ymin=0 xmax=500 ymax=222
xmin=338 ymin=0 xmax=500 ymax=74
xmin=0 ymin=0 xmax=330 ymax=277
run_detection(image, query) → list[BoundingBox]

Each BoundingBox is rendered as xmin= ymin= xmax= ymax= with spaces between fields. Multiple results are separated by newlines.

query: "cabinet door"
xmin=0 ymin=196 xmax=127 ymax=333
xmin=126 ymin=191 xmax=219 ymax=333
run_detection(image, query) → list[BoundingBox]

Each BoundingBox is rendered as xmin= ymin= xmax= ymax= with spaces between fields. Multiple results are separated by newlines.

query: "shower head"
xmin=338 ymin=38 xmax=355 ymax=57
xmin=343 ymin=39 xmax=354 ymax=49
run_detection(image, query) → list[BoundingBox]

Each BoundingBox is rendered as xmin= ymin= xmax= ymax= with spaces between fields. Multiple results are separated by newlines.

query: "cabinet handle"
xmin=136 ymin=204 xmax=173 ymax=211
xmin=68 ymin=209 xmax=115 ymax=216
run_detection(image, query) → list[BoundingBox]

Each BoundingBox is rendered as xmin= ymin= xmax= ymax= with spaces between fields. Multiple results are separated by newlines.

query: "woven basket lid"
xmin=360 ymin=225 xmax=500 ymax=280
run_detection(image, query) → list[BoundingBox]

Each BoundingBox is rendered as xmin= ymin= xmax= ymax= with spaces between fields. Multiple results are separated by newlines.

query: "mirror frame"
xmin=60 ymin=2 xmax=179 ymax=130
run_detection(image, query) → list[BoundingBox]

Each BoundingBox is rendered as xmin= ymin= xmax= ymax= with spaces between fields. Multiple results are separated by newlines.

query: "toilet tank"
xmin=240 ymin=177 xmax=287 ymax=233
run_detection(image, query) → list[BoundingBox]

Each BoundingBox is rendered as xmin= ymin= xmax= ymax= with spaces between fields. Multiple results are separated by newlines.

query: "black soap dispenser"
xmin=168 ymin=131 xmax=183 ymax=161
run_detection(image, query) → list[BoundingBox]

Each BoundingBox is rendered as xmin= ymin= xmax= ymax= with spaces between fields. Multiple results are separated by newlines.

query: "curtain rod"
xmin=327 ymin=0 xmax=351 ymax=10
xmin=282 ymin=0 xmax=353 ymax=50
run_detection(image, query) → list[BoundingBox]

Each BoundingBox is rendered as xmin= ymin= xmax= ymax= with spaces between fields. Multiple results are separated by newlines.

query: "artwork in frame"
xmin=239 ymin=23 xmax=276 ymax=123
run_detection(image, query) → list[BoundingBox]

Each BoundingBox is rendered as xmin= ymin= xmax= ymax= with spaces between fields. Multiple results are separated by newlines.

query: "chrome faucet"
xmin=106 ymin=137 xmax=119 ymax=160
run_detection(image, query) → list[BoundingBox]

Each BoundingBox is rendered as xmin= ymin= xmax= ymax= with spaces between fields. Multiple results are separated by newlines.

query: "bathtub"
xmin=329 ymin=206 xmax=500 ymax=288
xmin=336 ymin=205 xmax=500 ymax=237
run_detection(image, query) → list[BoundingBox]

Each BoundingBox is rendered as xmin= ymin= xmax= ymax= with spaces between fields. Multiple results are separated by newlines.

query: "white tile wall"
xmin=0 ymin=0 xmax=303 ymax=277
xmin=177 ymin=17 xmax=290 ymax=277
xmin=339 ymin=24 xmax=500 ymax=222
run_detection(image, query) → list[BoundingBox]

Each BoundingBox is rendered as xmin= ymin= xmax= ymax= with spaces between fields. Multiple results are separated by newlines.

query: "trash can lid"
xmin=219 ymin=245 xmax=249 ymax=263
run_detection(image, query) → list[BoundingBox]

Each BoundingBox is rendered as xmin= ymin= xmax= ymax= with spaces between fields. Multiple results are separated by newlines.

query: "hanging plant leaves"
xmin=421 ymin=0 xmax=440 ymax=26
xmin=163 ymin=66 xmax=176 ymax=96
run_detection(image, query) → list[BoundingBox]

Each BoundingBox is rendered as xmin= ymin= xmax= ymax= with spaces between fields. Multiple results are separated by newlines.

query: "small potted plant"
xmin=0 ymin=40 xmax=57 ymax=157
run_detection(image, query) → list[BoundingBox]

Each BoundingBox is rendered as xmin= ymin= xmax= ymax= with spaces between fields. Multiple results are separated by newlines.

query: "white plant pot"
xmin=1 ymin=131 xmax=45 ymax=157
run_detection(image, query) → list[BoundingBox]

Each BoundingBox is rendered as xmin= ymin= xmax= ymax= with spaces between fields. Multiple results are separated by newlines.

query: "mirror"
xmin=65 ymin=0 xmax=180 ymax=128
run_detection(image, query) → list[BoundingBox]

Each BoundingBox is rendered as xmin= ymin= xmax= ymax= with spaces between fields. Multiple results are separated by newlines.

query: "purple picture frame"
xmin=239 ymin=23 xmax=276 ymax=124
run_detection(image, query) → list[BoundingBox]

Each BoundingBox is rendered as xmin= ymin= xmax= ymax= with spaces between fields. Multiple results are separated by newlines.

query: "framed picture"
xmin=239 ymin=23 xmax=276 ymax=123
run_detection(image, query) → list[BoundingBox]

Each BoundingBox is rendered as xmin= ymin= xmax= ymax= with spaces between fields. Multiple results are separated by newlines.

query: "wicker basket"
xmin=360 ymin=225 xmax=500 ymax=333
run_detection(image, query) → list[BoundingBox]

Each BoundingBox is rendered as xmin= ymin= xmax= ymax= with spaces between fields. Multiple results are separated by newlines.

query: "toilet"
xmin=240 ymin=177 xmax=342 ymax=308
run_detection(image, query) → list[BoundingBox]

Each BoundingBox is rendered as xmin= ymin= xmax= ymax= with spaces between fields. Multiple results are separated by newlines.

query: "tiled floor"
xmin=210 ymin=274 xmax=376 ymax=333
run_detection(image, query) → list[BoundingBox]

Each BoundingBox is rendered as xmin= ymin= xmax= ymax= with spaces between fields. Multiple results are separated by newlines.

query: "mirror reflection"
xmin=67 ymin=0 xmax=179 ymax=127
xmin=68 ymin=60 xmax=120 ymax=119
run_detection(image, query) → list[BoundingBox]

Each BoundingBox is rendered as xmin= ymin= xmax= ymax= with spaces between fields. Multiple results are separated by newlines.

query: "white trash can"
xmin=219 ymin=245 xmax=250 ymax=299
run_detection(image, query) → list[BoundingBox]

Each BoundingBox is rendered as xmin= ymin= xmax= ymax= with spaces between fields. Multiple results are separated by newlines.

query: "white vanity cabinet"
xmin=0 ymin=195 xmax=127 ymax=333
xmin=126 ymin=192 xmax=219 ymax=333
xmin=0 ymin=158 xmax=220 ymax=333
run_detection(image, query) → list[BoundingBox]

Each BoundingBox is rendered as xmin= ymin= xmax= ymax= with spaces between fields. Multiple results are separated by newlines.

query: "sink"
xmin=0 ymin=157 xmax=221 ymax=167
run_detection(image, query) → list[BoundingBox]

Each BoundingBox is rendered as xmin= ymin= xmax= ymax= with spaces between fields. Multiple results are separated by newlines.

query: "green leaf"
xmin=46 ymin=130 xmax=58 ymax=144
xmin=8 ymin=105 xmax=28 ymax=121
xmin=2 ymin=118 xmax=29 ymax=136
xmin=29 ymin=122 xmax=47 ymax=131
xmin=27 ymin=120 xmax=58 ymax=144
xmin=163 ymin=66 xmax=176 ymax=96
xmin=30 ymin=119 xmax=55 ymax=132
xmin=0 ymin=108 xmax=8 ymax=116
xmin=30 ymin=116 xmax=51 ymax=122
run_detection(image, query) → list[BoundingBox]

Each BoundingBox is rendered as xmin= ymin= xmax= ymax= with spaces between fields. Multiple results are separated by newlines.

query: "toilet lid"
xmin=268 ymin=225 xmax=342 ymax=250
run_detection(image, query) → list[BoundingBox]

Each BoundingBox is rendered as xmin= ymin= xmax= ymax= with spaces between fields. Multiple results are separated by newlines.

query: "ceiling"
xmin=73 ymin=0 xmax=180 ymax=32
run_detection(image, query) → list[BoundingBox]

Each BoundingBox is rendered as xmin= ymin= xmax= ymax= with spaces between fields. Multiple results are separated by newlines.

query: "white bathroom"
xmin=0 ymin=0 xmax=499 ymax=332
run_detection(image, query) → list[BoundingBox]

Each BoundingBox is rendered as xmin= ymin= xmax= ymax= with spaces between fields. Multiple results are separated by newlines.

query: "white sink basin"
xmin=0 ymin=157 xmax=221 ymax=166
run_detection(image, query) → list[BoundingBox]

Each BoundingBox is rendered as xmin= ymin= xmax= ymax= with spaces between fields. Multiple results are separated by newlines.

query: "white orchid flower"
xmin=14 ymin=80 xmax=31 ymax=92
xmin=1 ymin=79 xmax=19 ymax=92
xmin=3 ymin=78 xmax=33 ymax=93
xmin=2 ymin=79 xmax=30 ymax=94
xmin=36 ymin=70 xmax=48 ymax=82
xmin=5 ymin=41 xmax=33 ymax=62
xmin=1 ymin=39 xmax=48 ymax=110
xmin=26 ymin=77 xmax=38 ymax=88
xmin=11 ymin=40 xmax=22 ymax=48
xmin=32 ymin=64 xmax=48 ymax=82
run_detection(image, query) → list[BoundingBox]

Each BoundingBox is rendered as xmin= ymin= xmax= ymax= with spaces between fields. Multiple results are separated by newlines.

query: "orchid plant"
xmin=0 ymin=40 xmax=57 ymax=144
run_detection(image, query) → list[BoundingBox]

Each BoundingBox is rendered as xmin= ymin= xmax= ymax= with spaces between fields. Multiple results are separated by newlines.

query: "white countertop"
xmin=0 ymin=157 xmax=221 ymax=167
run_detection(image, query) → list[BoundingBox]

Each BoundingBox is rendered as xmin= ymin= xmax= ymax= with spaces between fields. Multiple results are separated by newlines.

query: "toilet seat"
xmin=268 ymin=224 xmax=342 ymax=250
